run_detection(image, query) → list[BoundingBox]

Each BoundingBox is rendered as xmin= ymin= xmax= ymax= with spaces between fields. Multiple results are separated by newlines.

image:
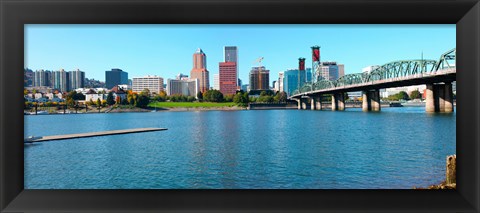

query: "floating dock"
xmin=24 ymin=128 xmax=167 ymax=143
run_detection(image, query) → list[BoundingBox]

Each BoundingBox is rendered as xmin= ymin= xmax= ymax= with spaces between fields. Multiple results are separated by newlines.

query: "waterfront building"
xmin=219 ymin=61 xmax=237 ymax=95
xmin=50 ymin=69 xmax=71 ymax=92
xmin=238 ymin=78 xmax=242 ymax=90
xmin=176 ymin=73 xmax=189 ymax=80
xmin=278 ymin=72 xmax=284 ymax=92
xmin=69 ymin=69 xmax=85 ymax=90
xmin=190 ymin=48 xmax=210 ymax=93
xmin=382 ymin=85 xmax=426 ymax=99
xmin=241 ymin=84 xmax=249 ymax=92
xmin=224 ymin=46 xmax=238 ymax=89
xmin=132 ymin=75 xmax=164 ymax=95
xmin=105 ymin=68 xmax=128 ymax=89
xmin=213 ymin=74 xmax=220 ymax=90
xmin=338 ymin=64 xmax=345 ymax=78
xmin=33 ymin=69 xmax=52 ymax=87
xmin=249 ymin=66 xmax=270 ymax=91
xmin=319 ymin=62 xmax=342 ymax=81
xmin=282 ymin=68 xmax=312 ymax=96
xmin=166 ymin=78 xmax=199 ymax=98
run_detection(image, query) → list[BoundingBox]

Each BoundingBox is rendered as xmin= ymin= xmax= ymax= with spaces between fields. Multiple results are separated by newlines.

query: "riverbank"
xmin=25 ymin=103 xmax=246 ymax=115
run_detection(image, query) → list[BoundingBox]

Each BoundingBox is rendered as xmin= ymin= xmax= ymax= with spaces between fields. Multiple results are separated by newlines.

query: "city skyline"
xmin=25 ymin=24 xmax=455 ymax=86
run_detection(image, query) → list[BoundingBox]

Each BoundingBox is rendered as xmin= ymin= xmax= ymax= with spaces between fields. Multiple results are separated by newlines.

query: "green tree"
xmin=274 ymin=91 xmax=287 ymax=102
xmin=136 ymin=94 xmax=150 ymax=108
xmin=197 ymin=91 xmax=203 ymax=101
xmin=106 ymin=91 xmax=115 ymax=106
xmin=224 ymin=94 xmax=235 ymax=102
xmin=203 ymin=90 xmax=224 ymax=102
xmin=410 ymin=90 xmax=422 ymax=100
xmin=96 ymin=98 xmax=102 ymax=107
xmin=233 ymin=91 xmax=248 ymax=106
xmin=396 ymin=91 xmax=410 ymax=100
xmin=344 ymin=92 xmax=349 ymax=100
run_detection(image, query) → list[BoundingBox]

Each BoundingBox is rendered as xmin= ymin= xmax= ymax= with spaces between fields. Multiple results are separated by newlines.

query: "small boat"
xmin=389 ymin=102 xmax=403 ymax=107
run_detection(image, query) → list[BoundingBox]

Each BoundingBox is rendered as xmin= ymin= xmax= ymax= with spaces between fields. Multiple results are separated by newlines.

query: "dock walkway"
xmin=25 ymin=128 xmax=167 ymax=143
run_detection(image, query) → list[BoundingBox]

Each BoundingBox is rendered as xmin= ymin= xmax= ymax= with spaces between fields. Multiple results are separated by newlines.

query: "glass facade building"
xmin=106 ymin=68 xmax=128 ymax=89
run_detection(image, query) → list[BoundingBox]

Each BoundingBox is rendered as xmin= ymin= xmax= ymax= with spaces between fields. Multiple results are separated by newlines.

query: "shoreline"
xmin=24 ymin=105 xmax=248 ymax=115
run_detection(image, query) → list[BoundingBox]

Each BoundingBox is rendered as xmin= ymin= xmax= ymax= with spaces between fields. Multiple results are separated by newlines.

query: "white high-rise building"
xmin=278 ymin=72 xmax=284 ymax=92
xmin=132 ymin=75 xmax=164 ymax=95
xmin=167 ymin=78 xmax=199 ymax=98
xmin=213 ymin=73 xmax=220 ymax=90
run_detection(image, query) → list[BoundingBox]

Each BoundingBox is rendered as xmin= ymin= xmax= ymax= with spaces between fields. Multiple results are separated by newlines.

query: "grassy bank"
xmin=148 ymin=101 xmax=237 ymax=108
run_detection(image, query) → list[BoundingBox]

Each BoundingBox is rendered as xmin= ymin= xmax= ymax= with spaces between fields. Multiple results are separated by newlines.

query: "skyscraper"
xmin=219 ymin=62 xmax=237 ymax=95
xmin=190 ymin=48 xmax=209 ymax=93
xmin=249 ymin=66 xmax=270 ymax=91
xmin=213 ymin=74 xmax=220 ymax=90
xmin=69 ymin=69 xmax=85 ymax=90
xmin=224 ymin=46 xmax=238 ymax=89
xmin=106 ymin=68 xmax=128 ymax=89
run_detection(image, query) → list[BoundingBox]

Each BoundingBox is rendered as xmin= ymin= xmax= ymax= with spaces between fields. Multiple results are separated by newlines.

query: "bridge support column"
xmin=296 ymin=99 xmax=301 ymax=110
xmin=426 ymin=83 xmax=454 ymax=113
xmin=337 ymin=93 xmax=345 ymax=111
xmin=315 ymin=96 xmax=322 ymax=110
xmin=301 ymin=99 xmax=307 ymax=110
xmin=371 ymin=89 xmax=381 ymax=111
xmin=444 ymin=82 xmax=454 ymax=113
xmin=331 ymin=94 xmax=337 ymax=111
xmin=310 ymin=97 xmax=316 ymax=110
xmin=426 ymin=84 xmax=435 ymax=112
xmin=362 ymin=91 xmax=371 ymax=112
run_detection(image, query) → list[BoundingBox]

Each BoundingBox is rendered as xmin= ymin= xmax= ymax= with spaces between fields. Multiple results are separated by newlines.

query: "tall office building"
xmin=176 ymin=73 xmax=189 ymax=80
xmin=106 ymin=68 xmax=128 ymax=89
xmin=219 ymin=62 xmax=237 ymax=95
xmin=338 ymin=64 xmax=345 ymax=78
xmin=213 ymin=74 xmax=220 ymax=90
xmin=282 ymin=68 xmax=312 ymax=96
xmin=33 ymin=69 xmax=52 ymax=87
xmin=132 ymin=75 xmax=164 ymax=95
xmin=278 ymin=72 xmax=284 ymax=92
xmin=69 ymin=69 xmax=85 ymax=90
xmin=224 ymin=46 xmax=238 ymax=89
xmin=319 ymin=62 xmax=343 ymax=81
xmin=249 ymin=66 xmax=270 ymax=91
xmin=167 ymin=78 xmax=199 ymax=98
xmin=190 ymin=48 xmax=209 ymax=93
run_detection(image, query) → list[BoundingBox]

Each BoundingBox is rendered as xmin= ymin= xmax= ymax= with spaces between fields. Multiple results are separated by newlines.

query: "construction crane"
xmin=254 ymin=57 xmax=264 ymax=66
xmin=253 ymin=57 xmax=264 ymax=90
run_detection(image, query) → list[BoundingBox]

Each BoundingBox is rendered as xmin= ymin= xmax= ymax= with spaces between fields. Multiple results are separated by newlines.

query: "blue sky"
xmin=25 ymin=24 xmax=455 ymax=85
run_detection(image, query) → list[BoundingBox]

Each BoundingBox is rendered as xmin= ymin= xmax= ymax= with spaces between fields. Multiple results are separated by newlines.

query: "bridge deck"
xmin=24 ymin=128 xmax=167 ymax=143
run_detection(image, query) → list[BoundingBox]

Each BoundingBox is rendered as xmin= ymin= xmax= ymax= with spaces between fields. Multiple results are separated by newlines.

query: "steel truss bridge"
xmin=289 ymin=48 xmax=456 ymax=113
xmin=291 ymin=48 xmax=455 ymax=97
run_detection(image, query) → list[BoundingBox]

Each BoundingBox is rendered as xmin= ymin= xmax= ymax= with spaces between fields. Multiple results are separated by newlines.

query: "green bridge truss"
xmin=292 ymin=48 xmax=456 ymax=96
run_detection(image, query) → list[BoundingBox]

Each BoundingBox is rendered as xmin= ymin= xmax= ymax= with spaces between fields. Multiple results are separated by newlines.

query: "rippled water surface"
xmin=24 ymin=107 xmax=456 ymax=189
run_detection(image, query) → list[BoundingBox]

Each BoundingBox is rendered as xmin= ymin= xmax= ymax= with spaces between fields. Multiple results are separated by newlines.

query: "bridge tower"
xmin=311 ymin=46 xmax=321 ymax=83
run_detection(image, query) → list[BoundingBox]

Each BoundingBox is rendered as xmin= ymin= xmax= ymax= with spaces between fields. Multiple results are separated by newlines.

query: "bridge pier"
xmin=316 ymin=96 xmax=322 ymax=110
xmin=331 ymin=93 xmax=345 ymax=111
xmin=310 ymin=97 xmax=316 ymax=110
xmin=362 ymin=89 xmax=380 ymax=112
xmin=426 ymin=83 xmax=454 ymax=113
xmin=371 ymin=89 xmax=381 ymax=111
xmin=362 ymin=91 xmax=371 ymax=111
xmin=301 ymin=99 xmax=308 ymax=110
xmin=295 ymin=99 xmax=301 ymax=109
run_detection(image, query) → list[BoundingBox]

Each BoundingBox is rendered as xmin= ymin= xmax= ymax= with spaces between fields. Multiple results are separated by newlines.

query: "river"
xmin=24 ymin=107 xmax=456 ymax=189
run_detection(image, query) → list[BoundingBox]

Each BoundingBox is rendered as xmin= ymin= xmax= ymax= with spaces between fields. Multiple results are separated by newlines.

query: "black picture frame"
xmin=1 ymin=0 xmax=479 ymax=212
